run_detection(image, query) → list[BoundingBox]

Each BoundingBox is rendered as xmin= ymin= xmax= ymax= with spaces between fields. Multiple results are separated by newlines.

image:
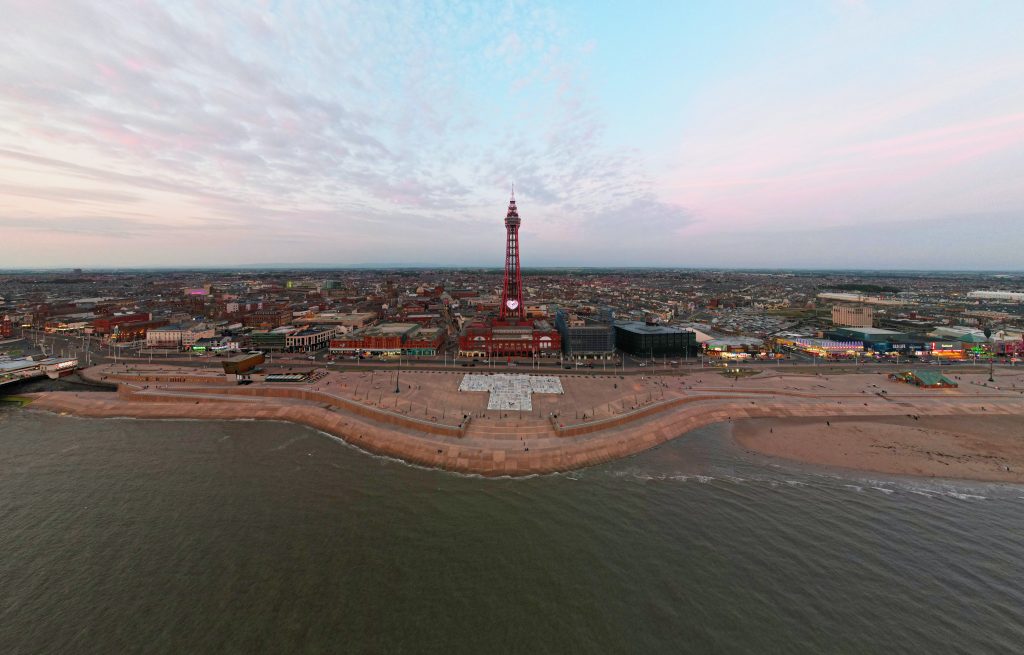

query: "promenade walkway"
xmin=28 ymin=363 xmax=1024 ymax=476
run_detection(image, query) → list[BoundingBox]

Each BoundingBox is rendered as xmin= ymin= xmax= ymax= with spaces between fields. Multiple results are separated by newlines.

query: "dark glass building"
xmin=614 ymin=321 xmax=697 ymax=357
xmin=555 ymin=310 xmax=616 ymax=359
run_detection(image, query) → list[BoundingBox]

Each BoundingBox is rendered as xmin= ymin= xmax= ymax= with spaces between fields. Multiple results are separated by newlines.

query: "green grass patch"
xmin=0 ymin=395 xmax=34 ymax=406
xmin=718 ymin=369 xmax=760 ymax=379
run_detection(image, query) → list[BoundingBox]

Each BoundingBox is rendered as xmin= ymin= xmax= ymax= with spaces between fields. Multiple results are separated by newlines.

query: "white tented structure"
xmin=458 ymin=374 xmax=563 ymax=411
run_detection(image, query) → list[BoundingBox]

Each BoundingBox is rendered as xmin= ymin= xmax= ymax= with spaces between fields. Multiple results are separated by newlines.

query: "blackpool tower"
xmin=499 ymin=189 xmax=525 ymax=321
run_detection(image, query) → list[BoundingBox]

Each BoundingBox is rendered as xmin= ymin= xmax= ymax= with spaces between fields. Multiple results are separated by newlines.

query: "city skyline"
xmin=3 ymin=1 xmax=1024 ymax=269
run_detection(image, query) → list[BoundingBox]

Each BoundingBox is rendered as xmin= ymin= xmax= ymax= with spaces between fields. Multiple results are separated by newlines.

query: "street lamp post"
xmin=984 ymin=326 xmax=994 ymax=382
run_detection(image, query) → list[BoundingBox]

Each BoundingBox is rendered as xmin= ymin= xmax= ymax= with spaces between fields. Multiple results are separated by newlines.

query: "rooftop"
xmin=363 ymin=322 xmax=419 ymax=336
xmin=615 ymin=321 xmax=692 ymax=335
xmin=292 ymin=325 xmax=336 ymax=336
xmin=836 ymin=327 xmax=905 ymax=336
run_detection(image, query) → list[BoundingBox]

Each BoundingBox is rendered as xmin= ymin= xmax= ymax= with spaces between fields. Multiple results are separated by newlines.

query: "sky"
xmin=1 ymin=0 xmax=1023 ymax=270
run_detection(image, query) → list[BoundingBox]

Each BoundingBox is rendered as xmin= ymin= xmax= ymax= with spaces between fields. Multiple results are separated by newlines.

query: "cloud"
xmin=680 ymin=211 xmax=1024 ymax=271
xmin=2 ymin=214 xmax=172 ymax=238
xmin=584 ymin=196 xmax=694 ymax=238
xmin=0 ymin=0 xmax=687 ymax=268
xmin=4 ymin=1 xmax=1016 ymax=268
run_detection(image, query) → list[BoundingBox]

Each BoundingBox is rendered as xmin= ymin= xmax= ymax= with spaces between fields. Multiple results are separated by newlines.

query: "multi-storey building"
xmin=285 ymin=326 xmax=338 ymax=352
xmin=242 ymin=307 xmax=292 ymax=329
xmin=832 ymin=304 xmax=873 ymax=327
xmin=555 ymin=310 xmax=615 ymax=360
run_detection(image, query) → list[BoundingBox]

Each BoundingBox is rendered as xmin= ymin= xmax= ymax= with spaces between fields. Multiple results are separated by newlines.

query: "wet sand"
xmin=733 ymin=416 xmax=1024 ymax=483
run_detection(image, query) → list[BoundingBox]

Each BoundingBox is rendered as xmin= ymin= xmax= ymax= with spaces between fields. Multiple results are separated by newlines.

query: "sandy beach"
xmin=733 ymin=416 xmax=1024 ymax=483
xmin=20 ymin=363 xmax=1024 ymax=479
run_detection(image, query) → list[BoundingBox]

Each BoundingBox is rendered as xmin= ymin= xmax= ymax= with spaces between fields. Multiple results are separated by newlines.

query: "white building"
xmin=967 ymin=291 xmax=1024 ymax=302
xmin=285 ymin=325 xmax=339 ymax=352
xmin=145 ymin=323 xmax=216 ymax=349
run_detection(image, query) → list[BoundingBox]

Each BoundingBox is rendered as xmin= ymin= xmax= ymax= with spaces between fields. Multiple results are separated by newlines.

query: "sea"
xmin=2 ymin=406 xmax=1022 ymax=654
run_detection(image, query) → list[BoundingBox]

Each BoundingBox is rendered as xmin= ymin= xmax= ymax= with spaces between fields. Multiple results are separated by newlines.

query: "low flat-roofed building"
xmin=614 ymin=321 xmax=697 ymax=357
xmin=294 ymin=311 xmax=376 ymax=331
xmin=222 ymin=352 xmax=265 ymax=374
xmin=145 ymin=323 xmax=216 ymax=349
xmin=783 ymin=338 xmax=864 ymax=357
xmin=967 ymin=290 xmax=1024 ymax=302
xmin=249 ymin=326 xmax=297 ymax=352
xmin=889 ymin=370 xmax=957 ymax=388
xmin=706 ymin=336 xmax=764 ymax=354
xmin=929 ymin=326 xmax=988 ymax=342
xmin=833 ymin=327 xmax=907 ymax=342
xmin=0 ymin=356 xmax=78 ymax=383
xmin=329 ymin=323 xmax=434 ymax=358
xmin=404 ymin=313 xmax=441 ymax=324
xmin=403 ymin=326 xmax=444 ymax=356
xmin=191 ymin=336 xmax=232 ymax=352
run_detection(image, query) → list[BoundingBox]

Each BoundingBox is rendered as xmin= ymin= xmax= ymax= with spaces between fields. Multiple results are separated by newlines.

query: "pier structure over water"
xmin=0 ymin=356 xmax=78 ymax=388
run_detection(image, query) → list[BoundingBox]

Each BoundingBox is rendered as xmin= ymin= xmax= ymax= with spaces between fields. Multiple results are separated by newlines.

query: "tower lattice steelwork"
xmin=499 ymin=189 xmax=525 ymax=321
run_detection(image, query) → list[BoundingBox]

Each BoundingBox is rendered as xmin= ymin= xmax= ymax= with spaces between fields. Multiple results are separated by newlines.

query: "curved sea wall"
xmin=26 ymin=386 xmax=1024 ymax=476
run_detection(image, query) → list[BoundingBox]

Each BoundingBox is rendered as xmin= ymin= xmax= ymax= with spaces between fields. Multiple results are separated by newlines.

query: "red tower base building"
xmin=459 ymin=319 xmax=560 ymax=358
xmin=458 ymin=192 xmax=561 ymax=359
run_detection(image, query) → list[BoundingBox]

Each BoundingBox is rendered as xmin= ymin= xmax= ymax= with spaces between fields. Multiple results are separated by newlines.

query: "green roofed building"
xmin=888 ymin=370 xmax=958 ymax=388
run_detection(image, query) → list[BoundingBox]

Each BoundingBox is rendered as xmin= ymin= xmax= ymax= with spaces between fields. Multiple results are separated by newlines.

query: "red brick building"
xmin=330 ymin=323 xmax=445 ymax=356
xmin=243 ymin=307 xmax=292 ymax=329
xmin=458 ymin=319 xmax=560 ymax=358
xmin=108 ymin=319 xmax=169 ymax=342
xmin=92 ymin=312 xmax=151 ymax=335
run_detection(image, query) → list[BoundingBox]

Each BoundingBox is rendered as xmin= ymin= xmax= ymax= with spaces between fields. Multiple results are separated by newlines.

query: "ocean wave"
xmin=271 ymin=434 xmax=309 ymax=451
xmin=944 ymin=492 xmax=986 ymax=501
xmin=312 ymin=428 xmax=554 ymax=480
